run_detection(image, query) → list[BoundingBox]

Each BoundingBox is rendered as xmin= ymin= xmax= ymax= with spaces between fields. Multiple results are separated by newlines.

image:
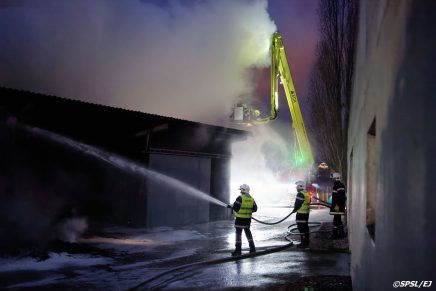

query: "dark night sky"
xmin=0 ymin=0 xmax=319 ymax=127
xmin=261 ymin=0 xmax=319 ymax=123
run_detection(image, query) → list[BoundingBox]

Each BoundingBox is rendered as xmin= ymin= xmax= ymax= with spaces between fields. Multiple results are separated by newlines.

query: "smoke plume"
xmin=57 ymin=217 xmax=88 ymax=243
xmin=230 ymin=121 xmax=305 ymax=206
xmin=0 ymin=0 xmax=276 ymax=126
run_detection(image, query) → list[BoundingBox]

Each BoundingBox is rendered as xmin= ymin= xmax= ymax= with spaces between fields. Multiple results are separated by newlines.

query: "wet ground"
xmin=0 ymin=208 xmax=351 ymax=290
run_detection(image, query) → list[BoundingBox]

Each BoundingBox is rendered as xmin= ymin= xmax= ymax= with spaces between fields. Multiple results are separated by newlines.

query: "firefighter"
xmin=291 ymin=180 xmax=311 ymax=247
xmin=227 ymin=184 xmax=257 ymax=256
xmin=329 ymin=172 xmax=347 ymax=239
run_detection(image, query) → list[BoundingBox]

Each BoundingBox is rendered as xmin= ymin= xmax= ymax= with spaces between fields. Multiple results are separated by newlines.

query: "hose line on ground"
xmin=251 ymin=211 xmax=294 ymax=225
xmin=130 ymin=205 xmax=336 ymax=290
xmin=127 ymin=242 xmax=293 ymax=291
xmin=252 ymin=203 xmax=330 ymax=225
xmin=285 ymin=222 xmax=331 ymax=244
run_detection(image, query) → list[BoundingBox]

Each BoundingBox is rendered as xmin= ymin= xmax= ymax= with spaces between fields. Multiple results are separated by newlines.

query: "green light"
xmin=290 ymin=151 xmax=306 ymax=167
xmin=294 ymin=155 xmax=306 ymax=167
xmin=295 ymin=156 xmax=304 ymax=166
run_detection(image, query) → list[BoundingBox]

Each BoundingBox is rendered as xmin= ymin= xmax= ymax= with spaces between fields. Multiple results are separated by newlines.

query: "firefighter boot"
xmin=231 ymin=243 xmax=242 ymax=256
xmin=303 ymin=234 xmax=310 ymax=246
xmin=298 ymin=235 xmax=307 ymax=247
xmin=338 ymin=226 xmax=346 ymax=238
xmin=249 ymin=241 xmax=256 ymax=253
xmin=299 ymin=234 xmax=310 ymax=247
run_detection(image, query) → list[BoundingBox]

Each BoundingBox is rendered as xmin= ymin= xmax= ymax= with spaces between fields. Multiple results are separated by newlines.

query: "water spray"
xmin=15 ymin=122 xmax=228 ymax=207
xmin=12 ymin=121 xmax=329 ymax=229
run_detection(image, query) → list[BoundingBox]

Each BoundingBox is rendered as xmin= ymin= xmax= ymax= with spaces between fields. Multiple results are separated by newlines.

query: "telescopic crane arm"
xmin=270 ymin=31 xmax=314 ymax=167
xmin=234 ymin=31 xmax=314 ymax=167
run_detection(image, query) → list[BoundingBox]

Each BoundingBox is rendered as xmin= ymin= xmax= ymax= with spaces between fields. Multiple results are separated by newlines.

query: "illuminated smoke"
xmin=0 ymin=0 xmax=276 ymax=126
xmin=57 ymin=217 xmax=88 ymax=243
xmin=230 ymin=122 xmax=305 ymax=206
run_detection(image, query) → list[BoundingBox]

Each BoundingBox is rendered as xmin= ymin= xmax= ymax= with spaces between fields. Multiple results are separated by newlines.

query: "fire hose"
xmin=251 ymin=211 xmax=294 ymax=225
xmin=129 ymin=202 xmax=335 ymax=290
xmin=127 ymin=242 xmax=294 ymax=290
xmin=251 ymin=202 xmax=333 ymax=244
xmin=251 ymin=200 xmax=331 ymax=226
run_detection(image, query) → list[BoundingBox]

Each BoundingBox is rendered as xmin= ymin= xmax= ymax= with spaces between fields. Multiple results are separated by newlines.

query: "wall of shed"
xmin=0 ymin=119 xmax=144 ymax=250
xmin=147 ymin=154 xmax=211 ymax=228
xmin=209 ymin=158 xmax=231 ymax=221
xmin=0 ymin=117 xmax=234 ymax=251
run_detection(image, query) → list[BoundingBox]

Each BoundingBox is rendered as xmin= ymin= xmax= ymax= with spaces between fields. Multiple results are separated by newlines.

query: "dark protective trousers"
xmin=296 ymin=213 xmax=310 ymax=245
xmin=333 ymin=214 xmax=342 ymax=227
xmin=235 ymin=227 xmax=255 ymax=251
xmin=332 ymin=214 xmax=345 ymax=238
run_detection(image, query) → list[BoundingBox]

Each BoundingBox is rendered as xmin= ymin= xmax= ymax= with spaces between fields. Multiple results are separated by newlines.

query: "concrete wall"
xmin=348 ymin=1 xmax=436 ymax=290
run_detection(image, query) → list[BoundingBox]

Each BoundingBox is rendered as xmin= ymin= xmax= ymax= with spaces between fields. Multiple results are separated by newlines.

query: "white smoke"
xmin=57 ymin=217 xmax=88 ymax=243
xmin=0 ymin=0 xmax=276 ymax=126
xmin=230 ymin=122 xmax=304 ymax=206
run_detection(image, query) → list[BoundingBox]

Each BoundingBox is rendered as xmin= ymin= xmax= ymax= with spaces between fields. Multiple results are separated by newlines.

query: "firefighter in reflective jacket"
xmin=329 ymin=172 xmax=347 ymax=239
xmin=227 ymin=184 xmax=257 ymax=256
xmin=291 ymin=181 xmax=311 ymax=247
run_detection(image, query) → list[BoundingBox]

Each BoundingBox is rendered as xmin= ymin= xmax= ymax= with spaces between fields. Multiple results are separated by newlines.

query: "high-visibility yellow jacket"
xmin=295 ymin=190 xmax=310 ymax=214
xmin=235 ymin=194 xmax=255 ymax=219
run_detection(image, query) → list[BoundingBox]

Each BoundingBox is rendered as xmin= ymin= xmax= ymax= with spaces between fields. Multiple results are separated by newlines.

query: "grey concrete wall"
xmin=147 ymin=154 xmax=211 ymax=228
xmin=348 ymin=1 xmax=436 ymax=290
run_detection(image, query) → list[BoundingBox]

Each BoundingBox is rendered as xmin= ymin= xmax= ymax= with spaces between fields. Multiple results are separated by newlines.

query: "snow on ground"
xmin=0 ymin=209 xmax=345 ymax=290
xmin=0 ymin=252 xmax=112 ymax=272
xmin=0 ymin=227 xmax=206 ymax=274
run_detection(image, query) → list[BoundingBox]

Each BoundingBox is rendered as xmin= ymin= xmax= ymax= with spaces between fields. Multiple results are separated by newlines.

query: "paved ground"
xmin=0 ymin=208 xmax=351 ymax=290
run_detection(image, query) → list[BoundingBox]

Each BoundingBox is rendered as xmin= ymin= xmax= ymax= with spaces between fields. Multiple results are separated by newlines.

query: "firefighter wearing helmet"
xmin=329 ymin=172 xmax=347 ymax=239
xmin=291 ymin=180 xmax=311 ymax=247
xmin=227 ymin=184 xmax=257 ymax=256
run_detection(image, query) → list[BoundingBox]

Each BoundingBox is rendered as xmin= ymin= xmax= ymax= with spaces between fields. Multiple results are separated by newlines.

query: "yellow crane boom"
xmin=234 ymin=31 xmax=314 ymax=167
xmin=271 ymin=31 xmax=314 ymax=167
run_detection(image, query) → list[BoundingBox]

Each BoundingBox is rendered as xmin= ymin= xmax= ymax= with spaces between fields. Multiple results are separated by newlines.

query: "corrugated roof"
xmin=0 ymin=87 xmax=249 ymax=159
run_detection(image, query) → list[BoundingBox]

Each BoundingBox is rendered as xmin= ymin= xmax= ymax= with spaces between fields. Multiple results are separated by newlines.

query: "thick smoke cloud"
xmin=0 ymin=0 xmax=276 ymax=126
xmin=230 ymin=121 xmax=305 ymax=206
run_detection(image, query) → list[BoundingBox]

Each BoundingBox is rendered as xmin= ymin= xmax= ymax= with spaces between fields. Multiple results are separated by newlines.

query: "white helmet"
xmin=295 ymin=180 xmax=306 ymax=191
xmin=330 ymin=172 xmax=341 ymax=181
xmin=239 ymin=184 xmax=250 ymax=194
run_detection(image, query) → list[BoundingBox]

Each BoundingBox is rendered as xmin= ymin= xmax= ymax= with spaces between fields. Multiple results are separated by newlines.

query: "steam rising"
xmin=231 ymin=122 xmax=304 ymax=206
xmin=57 ymin=218 xmax=88 ymax=243
xmin=0 ymin=0 xmax=276 ymax=125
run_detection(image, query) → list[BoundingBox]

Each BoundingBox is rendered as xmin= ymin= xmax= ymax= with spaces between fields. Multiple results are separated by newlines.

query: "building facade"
xmin=347 ymin=1 xmax=436 ymax=290
xmin=0 ymin=88 xmax=248 ymax=250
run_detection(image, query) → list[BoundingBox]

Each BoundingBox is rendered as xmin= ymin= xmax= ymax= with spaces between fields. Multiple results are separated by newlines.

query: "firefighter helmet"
xmin=295 ymin=180 xmax=306 ymax=191
xmin=330 ymin=172 xmax=341 ymax=180
xmin=239 ymin=184 xmax=250 ymax=194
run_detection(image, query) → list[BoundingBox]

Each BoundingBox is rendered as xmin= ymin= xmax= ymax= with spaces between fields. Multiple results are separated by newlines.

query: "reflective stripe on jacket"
xmin=235 ymin=195 xmax=254 ymax=219
xmin=297 ymin=191 xmax=310 ymax=214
